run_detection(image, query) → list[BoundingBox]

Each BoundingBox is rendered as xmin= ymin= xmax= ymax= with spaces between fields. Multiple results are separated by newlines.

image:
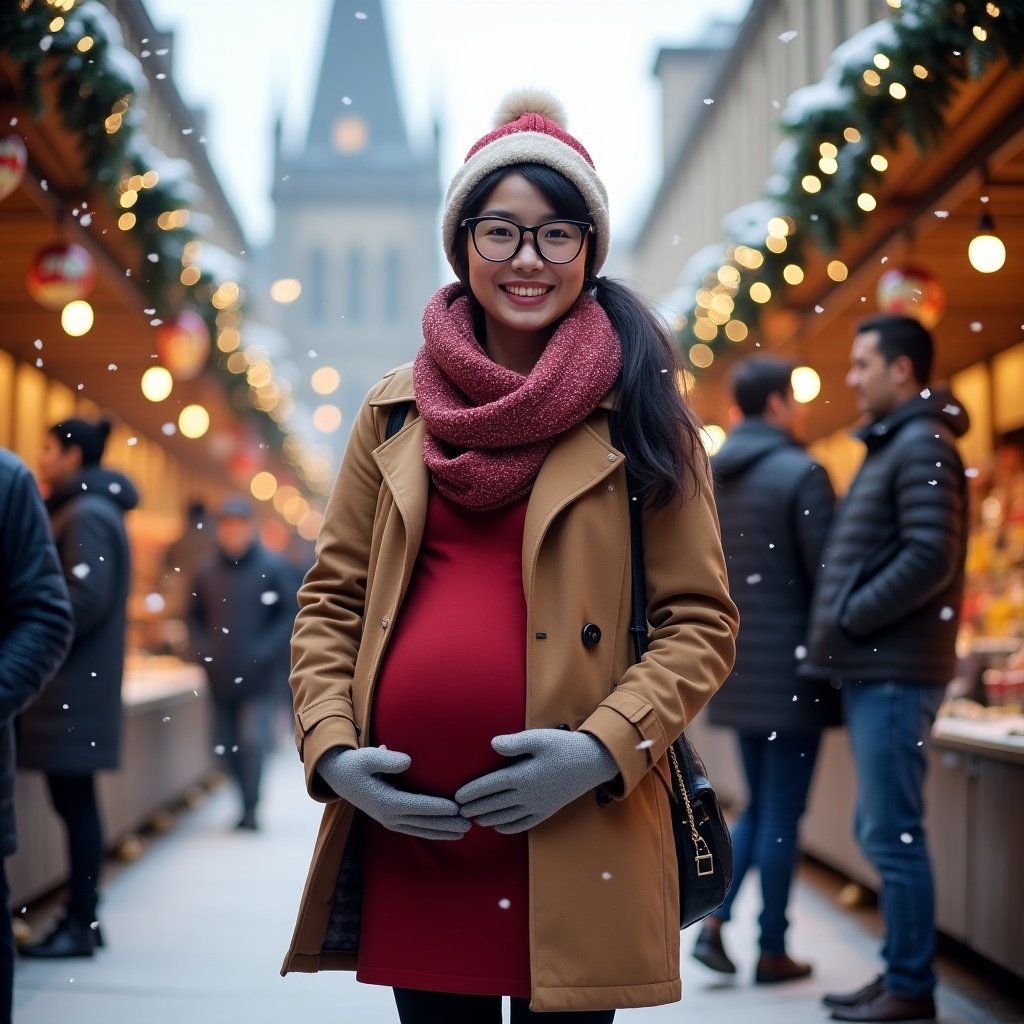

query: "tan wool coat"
xmin=281 ymin=365 xmax=738 ymax=1012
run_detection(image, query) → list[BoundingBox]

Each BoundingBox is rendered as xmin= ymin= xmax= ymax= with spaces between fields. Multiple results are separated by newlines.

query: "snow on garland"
xmin=673 ymin=0 xmax=1024 ymax=370
xmin=0 ymin=0 xmax=290 ymax=456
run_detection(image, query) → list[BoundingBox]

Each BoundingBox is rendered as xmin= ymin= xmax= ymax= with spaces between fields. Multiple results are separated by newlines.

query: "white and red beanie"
xmin=442 ymin=89 xmax=610 ymax=275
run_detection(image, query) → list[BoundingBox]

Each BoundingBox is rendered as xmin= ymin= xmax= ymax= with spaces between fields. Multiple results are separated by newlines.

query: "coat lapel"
xmin=522 ymin=418 xmax=622 ymax=591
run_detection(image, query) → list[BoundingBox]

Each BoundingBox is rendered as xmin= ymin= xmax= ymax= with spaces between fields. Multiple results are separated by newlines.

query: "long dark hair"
xmin=452 ymin=163 xmax=703 ymax=506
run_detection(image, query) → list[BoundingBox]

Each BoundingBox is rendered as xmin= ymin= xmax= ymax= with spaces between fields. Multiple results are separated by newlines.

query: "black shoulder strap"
xmin=607 ymin=413 xmax=649 ymax=662
xmin=385 ymin=402 xmax=411 ymax=441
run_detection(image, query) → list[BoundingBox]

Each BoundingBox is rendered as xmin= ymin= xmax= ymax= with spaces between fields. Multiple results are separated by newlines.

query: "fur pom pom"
xmin=492 ymin=89 xmax=567 ymax=129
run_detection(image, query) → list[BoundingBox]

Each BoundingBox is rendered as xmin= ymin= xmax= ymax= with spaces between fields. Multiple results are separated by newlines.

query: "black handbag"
xmin=619 ymin=430 xmax=733 ymax=931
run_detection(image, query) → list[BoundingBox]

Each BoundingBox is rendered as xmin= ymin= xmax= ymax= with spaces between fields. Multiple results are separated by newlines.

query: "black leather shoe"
xmin=692 ymin=923 xmax=737 ymax=974
xmin=755 ymin=952 xmax=812 ymax=984
xmin=19 ymin=917 xmax=96 ymax=959
xmin=830 ymin=990 xmax=936 ymax=1022
xmin=824 ymin=975 xmax=885 ymax=1008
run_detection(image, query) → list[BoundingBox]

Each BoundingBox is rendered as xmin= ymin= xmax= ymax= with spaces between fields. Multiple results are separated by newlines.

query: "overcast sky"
xmin=143 ymin=0 xmax=751 ymax=252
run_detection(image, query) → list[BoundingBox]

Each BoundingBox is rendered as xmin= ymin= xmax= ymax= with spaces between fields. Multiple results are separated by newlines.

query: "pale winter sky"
xmin=143 ymin=0 xmax=752 ymax=253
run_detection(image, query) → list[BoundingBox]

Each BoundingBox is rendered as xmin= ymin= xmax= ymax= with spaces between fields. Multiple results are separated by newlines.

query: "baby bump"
xmin=370 ymin=604 xmax=527 ymax=799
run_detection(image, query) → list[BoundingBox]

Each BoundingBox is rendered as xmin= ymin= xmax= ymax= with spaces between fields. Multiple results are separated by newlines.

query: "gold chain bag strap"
xmin=613 ymin=414 xmax=733 ymax=929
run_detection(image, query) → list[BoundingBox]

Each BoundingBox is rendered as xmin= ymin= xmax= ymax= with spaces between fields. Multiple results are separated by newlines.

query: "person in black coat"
xmin=0 ymin=448 xmax=73 ymax=1020
xmin=18 ymin=417 xmax=139 ymax=959
xmin=188 ymin=497 xmax=296 ymax=831
xmin=692 ymin=357 xmax=837 ymax=985
xmin=802 ymin=316 xmax=968 ymax=1024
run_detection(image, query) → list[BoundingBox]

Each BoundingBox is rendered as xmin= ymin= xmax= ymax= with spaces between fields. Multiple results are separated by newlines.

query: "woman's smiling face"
xmin=466 ymin=172 xmax=589 ymax=362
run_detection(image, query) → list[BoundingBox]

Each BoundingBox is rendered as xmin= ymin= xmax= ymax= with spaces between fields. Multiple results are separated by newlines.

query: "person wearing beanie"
xmin=18 ymin=416 xmax=139 ymax=959
xmin=283 ymin=91 xmax=738 ymax=1020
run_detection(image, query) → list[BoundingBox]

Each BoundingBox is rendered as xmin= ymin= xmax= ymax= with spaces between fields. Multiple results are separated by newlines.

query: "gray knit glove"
xmin=316 ymin=746 xmax=471 ymax=841
xmin=454 ymin=729 xmax=619 ymax=834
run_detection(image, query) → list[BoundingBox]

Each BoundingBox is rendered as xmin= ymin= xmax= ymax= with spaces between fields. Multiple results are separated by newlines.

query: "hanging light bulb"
xmin=968 ymin=209 xmax=1006 ymax=273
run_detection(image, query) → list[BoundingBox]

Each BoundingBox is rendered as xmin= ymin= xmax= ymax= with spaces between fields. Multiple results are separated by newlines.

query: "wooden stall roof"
xmin=0 ymin=61 xmax=274 ymax=484
xmin=689 ymin=61 xmax=1024 ymax=440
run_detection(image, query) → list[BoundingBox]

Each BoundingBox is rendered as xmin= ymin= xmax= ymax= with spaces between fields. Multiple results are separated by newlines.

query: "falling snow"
xmin=71 ymin=563 xmax=90 ymax=579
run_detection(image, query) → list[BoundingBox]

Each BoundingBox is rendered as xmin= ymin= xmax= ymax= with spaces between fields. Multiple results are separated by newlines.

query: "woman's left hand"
xmin=454 ymin=729 xmax=618 ymax=833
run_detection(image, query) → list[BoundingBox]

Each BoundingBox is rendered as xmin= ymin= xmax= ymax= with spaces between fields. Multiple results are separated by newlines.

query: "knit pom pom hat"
xmin=442 ymin=89 xmax=610 ymax=275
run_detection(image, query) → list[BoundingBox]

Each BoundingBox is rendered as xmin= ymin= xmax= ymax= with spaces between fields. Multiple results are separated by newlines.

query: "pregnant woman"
xmin=281 ymin=91 xmax=738 ymax=1023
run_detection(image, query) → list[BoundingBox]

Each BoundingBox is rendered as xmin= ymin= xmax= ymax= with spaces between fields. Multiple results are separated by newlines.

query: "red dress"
xmin=356 ymin=489 xmax=531 ymax=997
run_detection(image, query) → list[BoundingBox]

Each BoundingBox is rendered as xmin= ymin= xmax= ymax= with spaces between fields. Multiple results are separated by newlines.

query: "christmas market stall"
xmin=0 ymin=1 xmax=321 ymax=907
xmin=657 ymin=0 xmax=1024 ymax=979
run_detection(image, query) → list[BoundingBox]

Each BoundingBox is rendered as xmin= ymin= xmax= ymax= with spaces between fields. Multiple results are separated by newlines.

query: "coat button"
xmin=596 ymin=791 xmax=613 ymax=807
xmin=581 ymin=623 xmax=602 ymax=647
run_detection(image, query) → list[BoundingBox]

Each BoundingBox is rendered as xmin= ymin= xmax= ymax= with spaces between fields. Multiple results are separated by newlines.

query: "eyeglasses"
xmin=460 ymin=216 xmax=593 ymax=265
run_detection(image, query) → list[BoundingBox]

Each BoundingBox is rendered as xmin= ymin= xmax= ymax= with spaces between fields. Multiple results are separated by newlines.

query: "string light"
xmin=802 ymin=175 xmax=822 ymax=194
xmin=61 ymin=300 xmax=93 ymax=336
xmin=791 ymin=367 xmax=821 ymax=403
xmin=688 ymin=344 xmax=715 ymax=369
xmin=700 ymin=425 xmax=726 ymax=456
xmin=178 ymin=405 xmax=210 ymax=439
xmin=827 ymin=260 xmax=849 ymax=282
xmin=783 ymin=264 xmax=805 ymax=285
xmin=724 ymin=320 xmax=748 ymax=342
xmin=870 ymin=154 xmax=889 ymax=172
xmin=968 ymin=209 xmax=1006 ymax=273
xmin=857 ymin=192 xmax=878 ymax=211
xmin=141 ymin=366 xmax=173 ymax=402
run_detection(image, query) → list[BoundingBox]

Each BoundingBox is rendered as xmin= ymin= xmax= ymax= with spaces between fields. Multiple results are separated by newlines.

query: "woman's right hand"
xmin=316 ymin=746 xmax=471 ymax=840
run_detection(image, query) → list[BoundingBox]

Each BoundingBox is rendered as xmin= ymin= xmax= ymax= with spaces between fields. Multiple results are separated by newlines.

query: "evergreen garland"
xmin=0 ymin=0 xmax=292 ymax=461
xmin=675 ymin=0 xmax=1024 ymax=371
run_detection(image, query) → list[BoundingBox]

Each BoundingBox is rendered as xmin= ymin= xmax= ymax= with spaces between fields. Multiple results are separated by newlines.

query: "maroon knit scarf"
xmin=413 ymin=282 xmax=622 ymax=511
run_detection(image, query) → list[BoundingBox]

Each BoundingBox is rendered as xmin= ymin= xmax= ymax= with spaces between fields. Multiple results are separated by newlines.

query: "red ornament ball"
xmin=26 ymin=242 xmax=96 ymax=309
xmin=0 ymin=133 xmax=27 ymax=201
xmin=876 ymin=266 xmax=945 ymax=330
xmin=155 ymin=309 xmax=211 ymax=381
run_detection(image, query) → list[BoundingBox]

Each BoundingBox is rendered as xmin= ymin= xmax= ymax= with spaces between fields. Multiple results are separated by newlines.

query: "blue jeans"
xmin=716 ymin=731 xmax=821 ymax=953
xmin=843 ymin=680 xmax=944 ymax=999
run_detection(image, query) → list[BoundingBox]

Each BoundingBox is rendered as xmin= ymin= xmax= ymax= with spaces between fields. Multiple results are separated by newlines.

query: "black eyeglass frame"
xmin=459 ymin=216 xmax=594 ymax=265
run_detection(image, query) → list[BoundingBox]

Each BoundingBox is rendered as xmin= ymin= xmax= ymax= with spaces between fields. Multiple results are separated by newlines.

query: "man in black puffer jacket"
xmin=804 ymin=316 xmax=968 ymax=1024
xmin=693 ymin=357 xmax=837 ymax=985
xmin=0 ymin=447 xmax=73 ymax=1019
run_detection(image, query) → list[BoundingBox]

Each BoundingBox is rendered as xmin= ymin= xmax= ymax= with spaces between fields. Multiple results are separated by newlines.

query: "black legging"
xmin=45 ymin=773 xmax=103 ymax=925
xmin=393 ymin=989 xmax=615 ymax=1023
